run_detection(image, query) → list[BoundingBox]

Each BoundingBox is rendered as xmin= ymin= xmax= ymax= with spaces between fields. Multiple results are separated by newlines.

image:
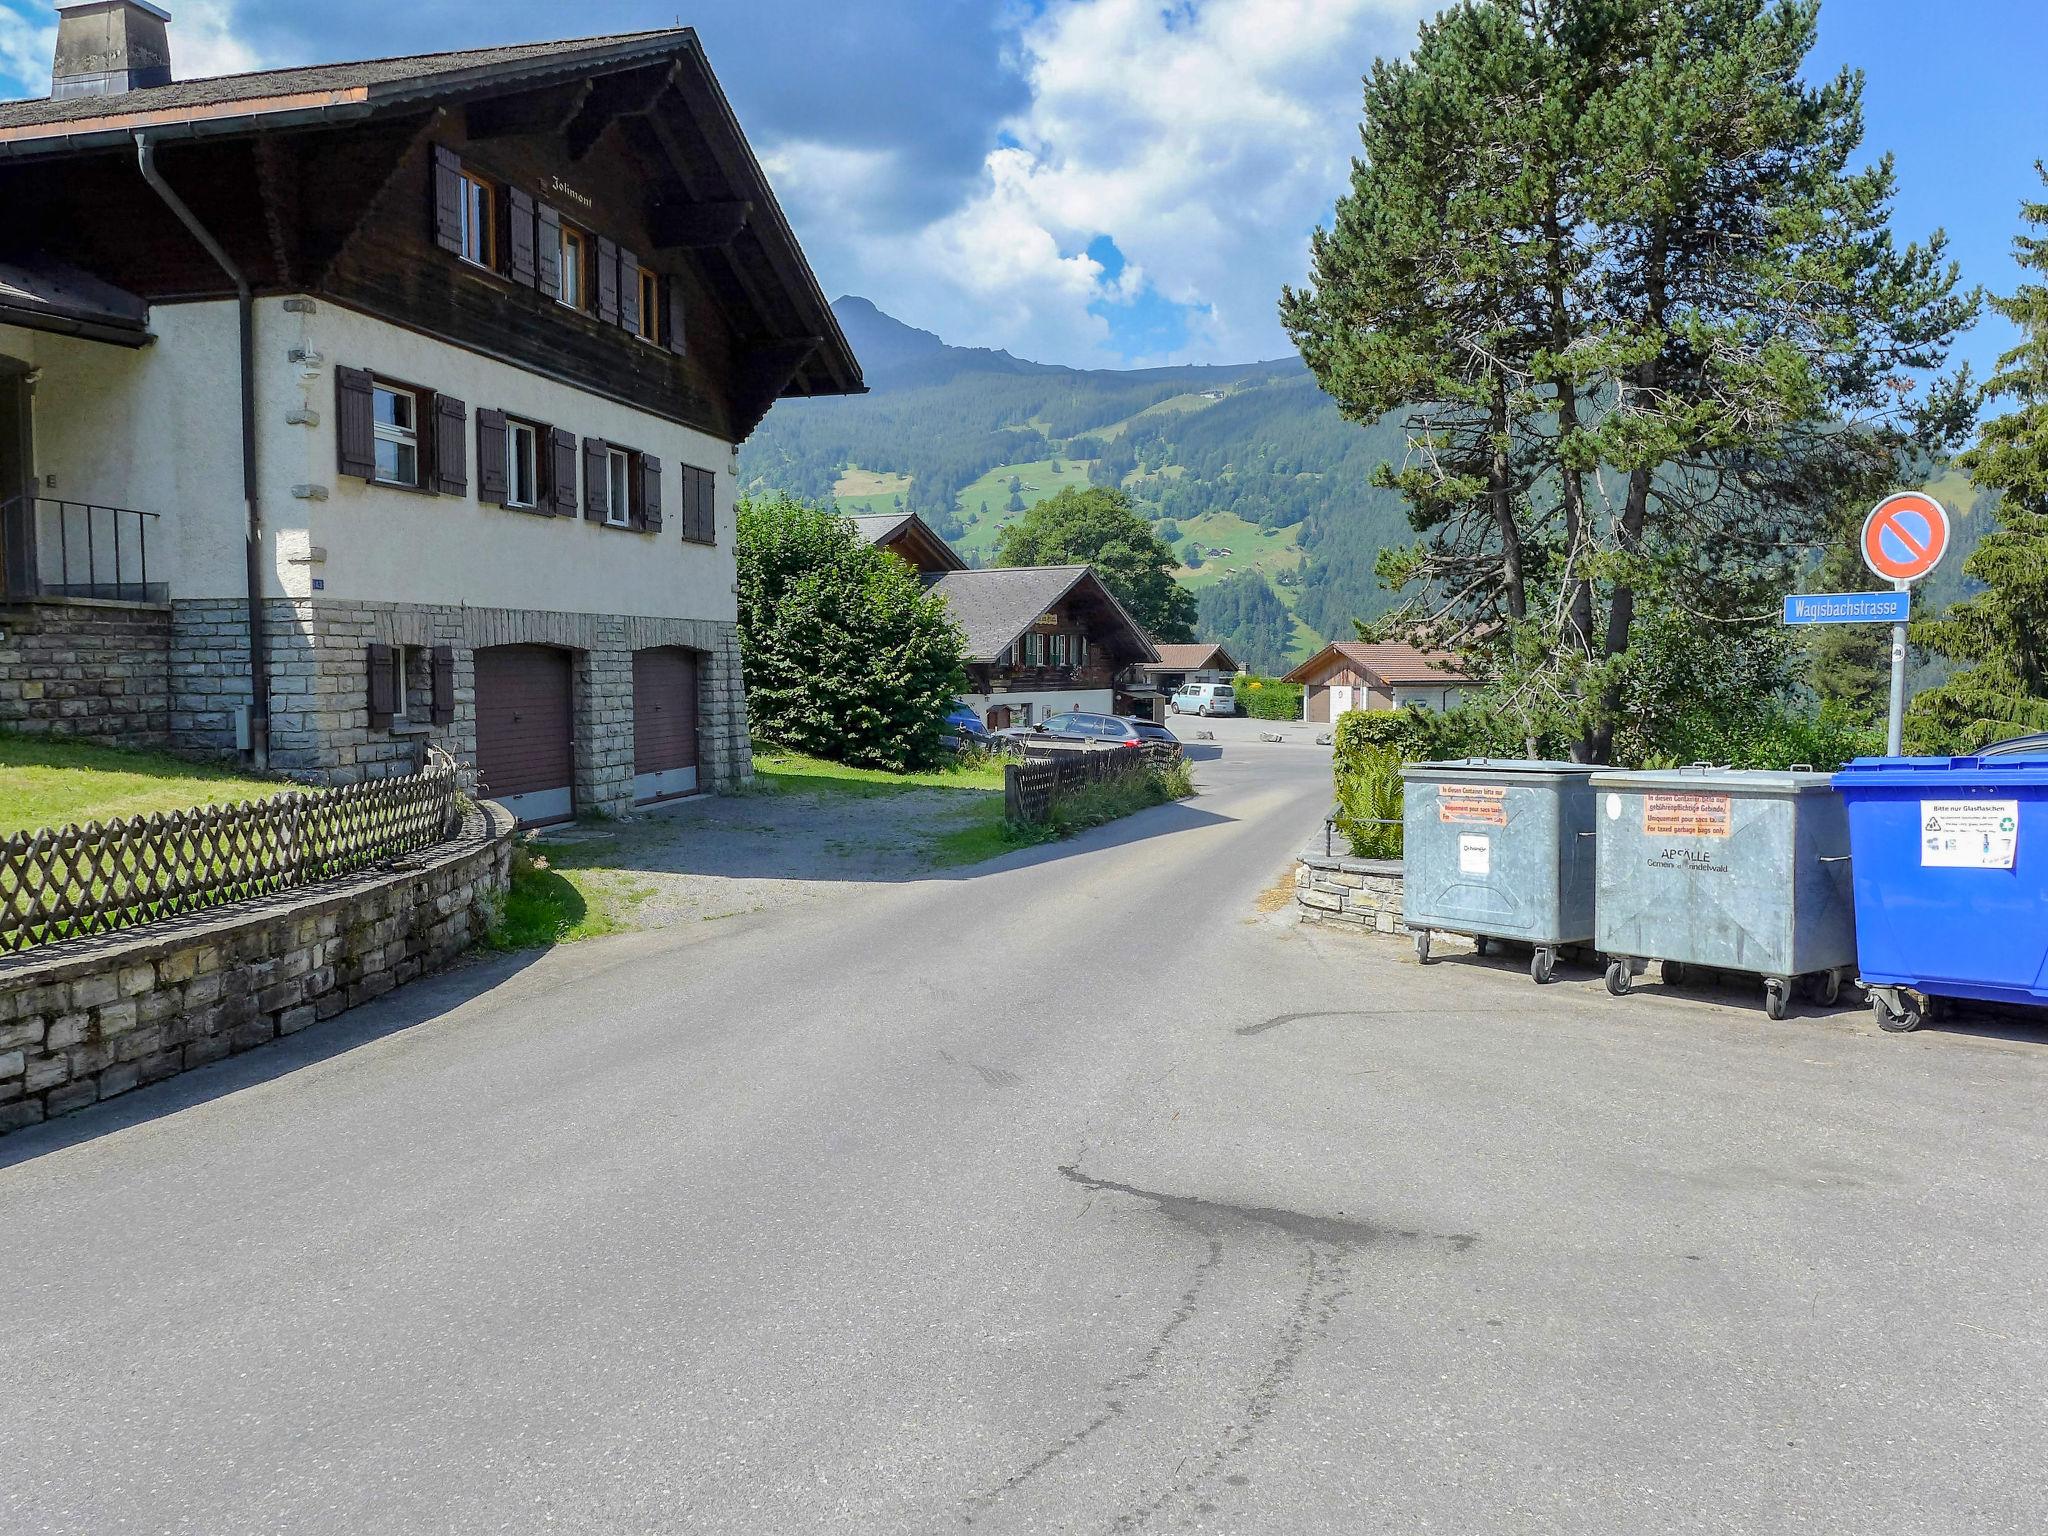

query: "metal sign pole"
xmin=1887 ymin=579 xmax=1909 ymax=757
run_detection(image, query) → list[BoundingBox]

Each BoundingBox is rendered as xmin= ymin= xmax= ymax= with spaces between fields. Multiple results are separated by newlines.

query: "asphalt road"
xmin=5 ymin=736 xmax=2048 ymax=1534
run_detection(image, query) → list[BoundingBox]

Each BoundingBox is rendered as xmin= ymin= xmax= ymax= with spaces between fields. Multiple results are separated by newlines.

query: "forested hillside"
xmin=739 ymin=297 xmax=1419 ymax=664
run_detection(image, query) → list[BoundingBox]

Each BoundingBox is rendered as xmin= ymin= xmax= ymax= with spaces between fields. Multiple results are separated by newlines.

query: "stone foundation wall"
xmin=0 ymin=598 xmax=171 ymax=745
xmin=0 ymin=801 xmax=515 ymax=1137
xmin=1295 ymin=851 xmax=1408 ymax=934
xmin=165 ymin=598 xmax=753 ymax=811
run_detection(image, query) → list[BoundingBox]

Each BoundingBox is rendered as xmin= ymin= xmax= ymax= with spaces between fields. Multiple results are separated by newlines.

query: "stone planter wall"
xmin=1295 ymin=850 xmax=1407 ymax=934
xmin=0 ymin=800 xmax=516 ymax=1137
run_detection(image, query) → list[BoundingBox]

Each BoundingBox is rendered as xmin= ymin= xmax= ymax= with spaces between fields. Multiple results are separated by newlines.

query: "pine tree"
xmin=1280 ymin=0 xmax=1977 ymax=761
xmin=1908 ymin=170 xmax=2048 ymax=751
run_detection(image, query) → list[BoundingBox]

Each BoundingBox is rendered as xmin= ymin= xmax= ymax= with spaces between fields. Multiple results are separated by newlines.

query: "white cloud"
xmin=0 ymin=0 xmax=266 ymax=95
xmin=773 ymin=0 xmax=1428 ymax=367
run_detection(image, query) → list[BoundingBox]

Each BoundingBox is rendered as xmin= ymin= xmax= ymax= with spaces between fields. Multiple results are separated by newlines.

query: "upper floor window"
xmin=559 ymin=225 xmax=586 ymax=309
xmin=458 ymin=170 xmax=496 ymax=269
xmin=636 ymin=267 xmax=661 ymax=342
xmin=507 ymin=420 xmax=540 ymax=509
xmin=372 ymin=384 xmax=420 ymax=487
xmin=605 ymin=447 xmax=632 ymax=527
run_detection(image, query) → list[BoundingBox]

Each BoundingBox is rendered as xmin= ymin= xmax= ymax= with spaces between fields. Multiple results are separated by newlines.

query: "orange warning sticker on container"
xmin=1642 ymin=792 xmax=1731 ymax=838
xmin=1437 ymin=784 xmax=1508 ymax=826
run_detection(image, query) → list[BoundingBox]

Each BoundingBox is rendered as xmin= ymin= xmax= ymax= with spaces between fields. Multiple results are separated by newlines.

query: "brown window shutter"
xmin=535 ymin=202 xmax=562 ymax=299
xmin=335 ymin=366 xmax=376 ymax=480
xmin=694 ymin=466 xmax=717 ymax=544
xmin=476 ymin=408 xmax=509 ymax=505
xmin=638 ymin=454 xmax=662 ymax=533
xmin=430 ymin=646 xmax=456 ymax=726
xmin=595 ymin=236 xmax=620 ymax=325
xmin=618 ymin=247 xmax=641 ymax=335
xmin=367 ymin=643 xmax=397 ymax=728
xmin=432 ymin=393 xmax=468 ymax=495
xmin=431 ymin=145 xmax=464 ymax=255
xmin=664 ymin=275 xmax=688 ymax=354
xmin=549 ymin=426 xmax=579 ymax=516
xmin=582 ymin=437 xmax=610 ymax=522
xmin=505 ymin=186 xmax=537 ymax=287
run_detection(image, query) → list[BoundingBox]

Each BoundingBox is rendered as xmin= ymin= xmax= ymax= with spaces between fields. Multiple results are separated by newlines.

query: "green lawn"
xmin=749 ymin=748 xmax=1007 ymax=795
xmin=0 ymin=735 xmax=286 ymax=836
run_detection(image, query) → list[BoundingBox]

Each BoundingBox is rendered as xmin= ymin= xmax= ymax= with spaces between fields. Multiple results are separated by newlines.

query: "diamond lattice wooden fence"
xmin=0 ymin=767 xmax=461 ymax=954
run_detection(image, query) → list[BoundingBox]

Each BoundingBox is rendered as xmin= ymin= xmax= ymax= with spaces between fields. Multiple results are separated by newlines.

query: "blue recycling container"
xmin=1833 ymin=736 xmax=2048 ymax=1030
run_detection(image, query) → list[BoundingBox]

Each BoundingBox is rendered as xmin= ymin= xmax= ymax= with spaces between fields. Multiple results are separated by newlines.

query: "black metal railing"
xmin=0 ymin=494 xmax=166 ymax=604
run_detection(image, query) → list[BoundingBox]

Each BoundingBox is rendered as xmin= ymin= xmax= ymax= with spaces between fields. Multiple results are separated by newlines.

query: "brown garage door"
xmin=633 ymin=647 xmax=700 ymax=803
xmin=474 ymin=645 xmax=574 ymax=825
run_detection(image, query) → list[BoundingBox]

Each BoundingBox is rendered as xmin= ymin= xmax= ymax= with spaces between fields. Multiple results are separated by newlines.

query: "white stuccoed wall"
xmin=4 ymin=296 xmax=737 ymax=621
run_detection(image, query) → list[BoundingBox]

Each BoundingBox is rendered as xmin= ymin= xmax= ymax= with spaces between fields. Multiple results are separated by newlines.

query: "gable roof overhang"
xmin=1282 ymin=641 xmax=1475 ymax=689
xmin=0 ymin=29 xmax=861 ymax=403
xmin=1139 ymin=642 xmax=1240 ymax=675
xmin=929 ymin=565 xmax=1160 ymax=668
xmin=851 ymin=510 xmax=965 ymax=574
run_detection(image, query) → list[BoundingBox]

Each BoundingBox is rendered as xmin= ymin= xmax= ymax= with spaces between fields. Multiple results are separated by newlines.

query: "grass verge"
xmin=0 ymin=733 xmax=286 ymax=836
xmin=749 ymin=748 xmax=1007 ymax=796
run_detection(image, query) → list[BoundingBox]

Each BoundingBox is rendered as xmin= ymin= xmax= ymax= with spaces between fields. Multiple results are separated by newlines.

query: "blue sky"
xmin=1 ymin=0 xmax=2042 ymax=382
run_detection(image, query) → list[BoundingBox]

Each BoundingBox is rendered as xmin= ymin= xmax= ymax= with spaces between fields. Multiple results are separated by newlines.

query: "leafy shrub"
xmin=1237 ymin=675 xmax=1303 ymax=720
xmin=1035 ymin=759 xmax=1193 ymax=837
xmin=1334 ymin=742 xmax=1404 ymax=859
xmin=737 ymin=493 xmax=968 ymax=771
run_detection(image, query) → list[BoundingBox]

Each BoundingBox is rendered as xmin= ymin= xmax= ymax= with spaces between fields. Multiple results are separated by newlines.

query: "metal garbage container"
xmin=1833 ymin=735 xmax=2048 ymax=1032
xmin=1401 ymin=759 xmax=1600 ymax=984
xmin=1589 ymin=767 xmax=1857 ymax=1018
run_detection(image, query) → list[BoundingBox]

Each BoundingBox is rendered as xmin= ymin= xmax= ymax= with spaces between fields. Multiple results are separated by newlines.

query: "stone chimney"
xmin=50 ymin=0 xmax=173 ymax=101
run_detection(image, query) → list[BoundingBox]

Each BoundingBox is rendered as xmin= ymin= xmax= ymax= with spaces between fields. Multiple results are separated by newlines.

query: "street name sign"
xmin=1782 ymin=591 xmax=1911 ymax=625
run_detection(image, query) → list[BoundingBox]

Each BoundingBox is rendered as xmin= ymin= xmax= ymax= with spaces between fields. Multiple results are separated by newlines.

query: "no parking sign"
xmin=1861 ymin=491 xmax=1950 ymax=585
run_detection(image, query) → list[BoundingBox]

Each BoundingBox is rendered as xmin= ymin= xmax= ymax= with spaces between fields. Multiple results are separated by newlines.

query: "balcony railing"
xmin=1 ymin=495 xmax=166 ymax=604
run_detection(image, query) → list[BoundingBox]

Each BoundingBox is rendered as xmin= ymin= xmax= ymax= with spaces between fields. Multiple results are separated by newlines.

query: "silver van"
xmin=1170 ymin=682 xmax=1237 ymax=717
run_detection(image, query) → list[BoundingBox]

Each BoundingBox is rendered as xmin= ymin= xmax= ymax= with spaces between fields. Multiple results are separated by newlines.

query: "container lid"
xmin=1833 ymin=738 xmax=2048 ymax=789
xmin=1588 ymin=766 xmax=1840 ymax=793
xmin=1401 ymin=758 xmax=1598 ymax=781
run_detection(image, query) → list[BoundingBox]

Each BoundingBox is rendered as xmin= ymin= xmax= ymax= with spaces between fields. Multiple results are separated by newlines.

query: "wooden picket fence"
xmin=0 ymin=767 xmax=461 ymax=955
xmin=1004 ymin=741 xmax=1181 ymax=825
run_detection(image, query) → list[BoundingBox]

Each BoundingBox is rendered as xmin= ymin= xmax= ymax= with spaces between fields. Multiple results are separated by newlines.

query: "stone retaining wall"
xmin=1295 ymin=850 xmax=1407 ymax=934
xmin=0 ymin=597 xmax=171 ymax=746
xmin=0 ymin=800 xmax=516 ymax=1137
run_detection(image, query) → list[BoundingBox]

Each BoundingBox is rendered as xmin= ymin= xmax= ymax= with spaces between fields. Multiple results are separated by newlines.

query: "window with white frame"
xmin=372 ymin=384 xmax=419 ymax=487
xmin=606 ymin=447 xmax=632 ymax=527
xmin=559 ymin=224 xmax=586 ymax=309
xmin=507 ymin=420 xmax=540 ymax=509
xmin=458 ymin=169 xmax=496 ymax=269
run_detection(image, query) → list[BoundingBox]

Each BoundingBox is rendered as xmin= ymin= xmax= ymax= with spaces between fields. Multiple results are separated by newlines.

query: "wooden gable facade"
xmin=0 ymin=31 xmax=860 ymax=442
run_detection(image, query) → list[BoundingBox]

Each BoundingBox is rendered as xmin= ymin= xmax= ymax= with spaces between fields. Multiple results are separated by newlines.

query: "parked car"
xmin=939 ymin=700 xmax=999 ymax=754
xmin=1170 ymin=682 xmax=1237 ymax=717
xmin=995 ymin=712 xmax=1180 ymax=753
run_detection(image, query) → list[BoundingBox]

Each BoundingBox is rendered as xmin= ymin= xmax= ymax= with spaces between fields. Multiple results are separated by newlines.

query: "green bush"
xmin=1334 ymin=742 xmax=1404 ymax=859
xmin=737 ymin=493 xmax=968 ymax=771
xmin=1237 ymin=675 xmax=1303 ymax=720
xmin=1036 ymin=759 xmax=1194 ymax=837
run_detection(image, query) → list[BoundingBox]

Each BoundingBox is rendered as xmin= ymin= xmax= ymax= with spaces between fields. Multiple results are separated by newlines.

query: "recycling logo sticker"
xmin=1919 ymin=799 xmax=2020 ymax=870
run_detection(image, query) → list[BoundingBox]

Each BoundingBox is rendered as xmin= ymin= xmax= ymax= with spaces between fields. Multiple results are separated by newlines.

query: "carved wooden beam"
xmin=565 ymin=61 xmax=680 ymax=163
xmin=465 ymin=80 xmax=593 ymax=141
xmin=648 ymin=199 xmax=752 ymax=251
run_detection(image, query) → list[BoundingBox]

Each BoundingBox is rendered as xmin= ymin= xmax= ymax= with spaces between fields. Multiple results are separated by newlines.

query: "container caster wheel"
xmin=1873 ymin=990 xmax=1923 ymax=1033
xmin=1662 ymin=960 xmax=1686 ymax=988
xmin=1414 ymin=930 xmax=1432 ymax=965
xmin=1474 ymin=935 xmax=1492 ymax=957
xmin=1531 ymin=946 xmax=1556 ymax=986
xmin=1816 ymin=970 xmax=1842 ymax=1008
xmin=1764 ymin=977 xmax=1789 ymax=1021
xmin=1604 ymin=959 xmax=1632 ymax=998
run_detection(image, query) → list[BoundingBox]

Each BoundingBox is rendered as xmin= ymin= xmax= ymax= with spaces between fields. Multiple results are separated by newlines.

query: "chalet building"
xmin=853 ymin=509 xmax=1157 ymax=726
xmin=1285 ymin=641 xmax=1474 ymax=722
xmin=0 ymin=5 xmax=859 ymax=822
